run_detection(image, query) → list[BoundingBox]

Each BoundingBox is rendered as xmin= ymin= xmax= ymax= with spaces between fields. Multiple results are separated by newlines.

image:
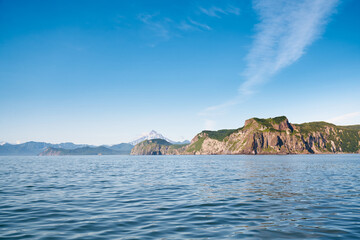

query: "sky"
xmin=0 ymin=0 xmax=359 ymax=145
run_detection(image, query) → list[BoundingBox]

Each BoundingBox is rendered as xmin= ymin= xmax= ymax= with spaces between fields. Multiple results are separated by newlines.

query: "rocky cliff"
xmin=130 ymin=116 xmax=360 ymax=155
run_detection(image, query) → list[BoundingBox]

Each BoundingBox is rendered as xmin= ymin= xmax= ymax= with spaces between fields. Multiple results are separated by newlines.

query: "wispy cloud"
xmin=178 ymin=18 xmax=212 ymax=31
xmin=327 ymin=112 xmax=360 ymax=124
xmin=138 ymin=13 xmax=173 ymax=41
xmin=138 ymin=13 xmax=213 ymax=45
xmin=137 ymin=3 xmax=240 ymax=44
xmin=200 ymin=6 xmax=226 ymax=18
xmin=240 ymin=0 xmax=338 ymax=95
xmin=200 ymin=6 xmax=240 ymax=18
xmin=200 ymin=0 xmax=339 ymax=116
xmin=187 ymin=18 xmax=212 ymax=31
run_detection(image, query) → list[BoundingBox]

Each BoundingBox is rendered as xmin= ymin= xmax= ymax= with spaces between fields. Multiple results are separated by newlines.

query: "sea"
xmin=1 ymin=155 xmax=359 ymax=239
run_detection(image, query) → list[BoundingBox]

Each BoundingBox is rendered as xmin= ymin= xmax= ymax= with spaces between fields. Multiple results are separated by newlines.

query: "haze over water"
xmin=1 ymin=155 xmax=359 ymax=239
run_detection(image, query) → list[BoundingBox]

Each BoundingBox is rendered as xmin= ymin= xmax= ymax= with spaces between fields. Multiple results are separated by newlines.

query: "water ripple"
xmin=0 ymin=154 xmax=360 ymax=239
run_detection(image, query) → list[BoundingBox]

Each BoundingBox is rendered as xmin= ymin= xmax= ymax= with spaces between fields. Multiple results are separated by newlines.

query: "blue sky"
xmin=0 ymin=0 xmax=359 ymax=145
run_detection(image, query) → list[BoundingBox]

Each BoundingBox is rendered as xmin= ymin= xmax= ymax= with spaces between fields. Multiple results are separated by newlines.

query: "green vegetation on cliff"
xmin=340 ymin=125 xmax=360 ymax=131
xmin=294 ymin=121 xmax=360 ymax=153
xmin=146 ymin=139 xmax=172 ymax=146
xmin=295 ymin=121 xmax=335 ymax=134
xmin=171 ymin=144 xmax=188 ymax=149
xmin=186 ymin=137 xmax=205 ymax=152
xmin=253 ymin=116 xmax=288 ymax=129
xmin=202 ymin=129 xmax=239 ymax=141
xmin=131 ymin=116 xmax=360 ymax=155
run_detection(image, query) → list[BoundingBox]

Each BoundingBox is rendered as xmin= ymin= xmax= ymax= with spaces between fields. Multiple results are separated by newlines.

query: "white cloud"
xmin=200 ymin=6 xmax=226 ymax=18
xmin=138 ymin=13 xmax=212 ymax=45
xmin=200 ymin=0 xmax=339 ymax=116
xmin=327 ymin=112 xmax=360 ymax=125
xmin=178 ymin=18 xmax=212 ymax=32
xmin=240 ymin=0 xmax=338 ymax=95
xmin=200 ymin=6 xmax=240 ymax=18
xmin=138 ymin=3 xmax=240 ymax=44
xmin=188 ymin=18 xmax=212 ymax=31
xmin=138 ymin=13 xmax=172 ymax=40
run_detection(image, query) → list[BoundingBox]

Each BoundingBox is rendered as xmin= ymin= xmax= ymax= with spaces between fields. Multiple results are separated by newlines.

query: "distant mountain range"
xmin=0 ymin=130 xmax=189 ymax=156
xmin=39 ymin=145 xmax=133 ymax=156
xmin=0 ymin=142 xmax=90 ymax=156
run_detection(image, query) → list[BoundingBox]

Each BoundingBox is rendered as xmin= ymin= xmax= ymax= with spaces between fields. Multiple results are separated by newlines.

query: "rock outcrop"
xmin=131 ymin=116 xmax=360 ymax=155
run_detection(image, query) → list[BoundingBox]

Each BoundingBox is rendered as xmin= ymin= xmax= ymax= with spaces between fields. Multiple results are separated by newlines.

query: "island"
xmin=131 ymin=116 xmax=360 ymax=155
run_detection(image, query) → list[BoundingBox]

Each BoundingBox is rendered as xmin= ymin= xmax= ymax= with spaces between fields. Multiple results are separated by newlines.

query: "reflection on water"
xmin=0 ymin=154 xmax=360 ymax=239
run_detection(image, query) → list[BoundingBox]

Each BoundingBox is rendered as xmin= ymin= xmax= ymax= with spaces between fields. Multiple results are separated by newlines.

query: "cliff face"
xmin=185 ymin=117 xmax=303 ymax=155
xmin=131 ymin=116 xmax=360 ymax=155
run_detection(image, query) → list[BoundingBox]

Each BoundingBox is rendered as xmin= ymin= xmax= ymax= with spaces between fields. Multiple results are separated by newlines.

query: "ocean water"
xmin=0 ymin=155 xmax=359 ymax=239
